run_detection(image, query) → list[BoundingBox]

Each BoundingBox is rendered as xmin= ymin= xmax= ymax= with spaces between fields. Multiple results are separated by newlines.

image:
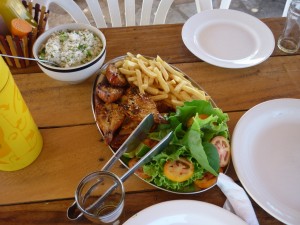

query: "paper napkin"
xmin=217 ymin=173 xmax=259 ymax=225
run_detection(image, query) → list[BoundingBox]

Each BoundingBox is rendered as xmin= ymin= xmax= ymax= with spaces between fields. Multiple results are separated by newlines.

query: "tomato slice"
xmin=194 ymin=168 xmax=223 ymax=190
xmin=143 ymin=138 xmax=158 ymax=148
xmin=210 ymin=136 xmax=230 ymax=167
xmin=128 ymin=157 xmax=151 ymax=179
xmin=163 ymin=157 xmax=194 ymax=182
xmin=194 ymin=176 xmax=217 ymax=189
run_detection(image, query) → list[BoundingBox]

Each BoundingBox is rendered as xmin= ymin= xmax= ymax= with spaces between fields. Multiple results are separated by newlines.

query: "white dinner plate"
xmin=182 ymin=9 xmax=275 ymax=68
xmin=232 ymin=98 xmax=300 ymax=224
xmin=123 ymin=200 xmax=247 ymax=225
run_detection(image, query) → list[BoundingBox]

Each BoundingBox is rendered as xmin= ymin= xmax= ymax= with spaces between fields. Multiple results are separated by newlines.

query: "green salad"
xmin=124 ymin=99 xmax=230 ymax=192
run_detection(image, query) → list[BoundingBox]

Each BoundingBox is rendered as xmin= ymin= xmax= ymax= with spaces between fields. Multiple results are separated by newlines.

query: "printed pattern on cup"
xmin=0 ymin=56 xmax=42 ymax=171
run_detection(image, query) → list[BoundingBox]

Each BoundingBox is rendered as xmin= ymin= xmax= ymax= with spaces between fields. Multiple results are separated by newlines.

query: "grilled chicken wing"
xmin=110 ymin=117 xmax=140 ymax=150
xmin=96 ymin=103 xmax=126 ymax=144
xmin=121 ymin=87 xmax=165 ymax=123
xmin=96 ymin=82 xmax=125 ymax=103
xmin=105 ymin=64 xmax=127 ymax=87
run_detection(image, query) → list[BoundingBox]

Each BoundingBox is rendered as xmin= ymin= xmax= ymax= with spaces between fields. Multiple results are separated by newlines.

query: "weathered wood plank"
xmin=0 ymin=190 xmax=284 ymax=225
xmin=12 ymin=55 xmax=300 ymax=128
xmin=0 ymin=111 xmax=242 ymax=205
xmin=9 ymin=18 xmax=300 ymax=75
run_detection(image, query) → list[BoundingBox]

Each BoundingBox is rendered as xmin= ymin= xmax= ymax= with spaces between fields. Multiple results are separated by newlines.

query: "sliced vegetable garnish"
xmin=163 ymin=157 xmax=194 ymax=182
xmin=210 ymin=136 xmax=230 ymax=167
xmin=127 ymin=99 xmax=230 ymax=192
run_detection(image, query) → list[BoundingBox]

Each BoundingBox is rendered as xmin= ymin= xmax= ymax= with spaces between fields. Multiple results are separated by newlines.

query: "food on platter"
xmin=38 ymin=29 xmax=103 ymax=68
xmin=93 ymin=53 xmax=230 ymax=193
xmin=137 ymin=100 xmax=230 ymax=192
xmin=117 ymin=52 xmax=209 ymax=108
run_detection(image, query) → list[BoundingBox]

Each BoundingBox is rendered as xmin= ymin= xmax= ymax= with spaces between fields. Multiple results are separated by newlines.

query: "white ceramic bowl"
xmin=33 ymin=23 xmax=106 ymax=84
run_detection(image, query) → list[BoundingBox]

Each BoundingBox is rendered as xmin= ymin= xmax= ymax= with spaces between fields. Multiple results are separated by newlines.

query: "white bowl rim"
xmin=32 ymin=23 xmax=106 ymax=71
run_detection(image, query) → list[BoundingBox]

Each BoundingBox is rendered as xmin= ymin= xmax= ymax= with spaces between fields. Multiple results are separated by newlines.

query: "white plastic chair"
xmin=197 ymin=0 xmax=291 ymax=17
xmin=28 ymin=0 xmax=175 ymax=28
xmin=282 ymin=0 xmax=292 ymax=17
xmin=195 ymin=0 xmax=232 ymax=12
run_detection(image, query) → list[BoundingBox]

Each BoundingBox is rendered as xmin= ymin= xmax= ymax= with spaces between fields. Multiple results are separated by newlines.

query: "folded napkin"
xmin=217 ymin=173 xmax=259 ymax=225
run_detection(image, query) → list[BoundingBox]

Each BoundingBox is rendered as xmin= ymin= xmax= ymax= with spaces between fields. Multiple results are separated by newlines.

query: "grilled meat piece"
xmin=155 ymin=100 xmax=174 ymax=113
xmin=96 ymin=103 xmax=126 ymax=145
xmin=110 ymin=134 xmax=129 ymax=150
xmin=118 ymin=116 xmax=140 ymax=136
xmin=110 ymin=117 xmax=158 ymax=150
xmin=110 ymin=117 xmax=140 ymax=150
xmin=105 ymin=64 xmax=127 ymax=87
xmin=96 ymin=82 xmax=125 ymax=103
xmin=121 ymin=87 xmax=165 ymax=123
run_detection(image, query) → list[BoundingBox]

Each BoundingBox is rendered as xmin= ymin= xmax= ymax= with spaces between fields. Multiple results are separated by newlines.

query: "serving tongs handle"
xmin=121 ymin=131 xmax=173 ymax=181
xmin=67 ymin=114 xmax=154 ymax=221
xmin=81 ymin=131 xmax=174 ymax=213
xmin=101 ymin=113 xmax=154 ymax=171
xmin=67 ymin=202 xmax=83 ymax=221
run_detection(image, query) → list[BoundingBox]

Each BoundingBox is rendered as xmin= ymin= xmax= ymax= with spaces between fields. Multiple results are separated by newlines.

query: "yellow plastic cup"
xmin=0 ymin=56 xmax=43 ymax=171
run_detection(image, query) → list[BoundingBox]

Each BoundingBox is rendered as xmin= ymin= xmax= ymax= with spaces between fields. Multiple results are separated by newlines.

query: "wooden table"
xmin=1 ymin=17 xmax=299 ymax=225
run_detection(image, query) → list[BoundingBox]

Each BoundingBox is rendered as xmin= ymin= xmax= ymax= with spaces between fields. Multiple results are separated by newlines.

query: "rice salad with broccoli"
xmin=39 ymin=29 xmax=103 ymax=68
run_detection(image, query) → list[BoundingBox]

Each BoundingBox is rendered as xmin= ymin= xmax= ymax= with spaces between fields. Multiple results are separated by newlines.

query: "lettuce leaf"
xmin=182 ymin=117 xmax=219 ymax=176
xmin=143 ymin=100 xmax=229 ymax=191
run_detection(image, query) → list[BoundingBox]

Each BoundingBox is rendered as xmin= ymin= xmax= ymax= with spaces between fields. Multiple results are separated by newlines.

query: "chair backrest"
xmin=282 ymin=0 xmax=292 ymax=17
xmin=195 ymin=0 xmax=231 ymax=12
xmin=30 ymin=0 xmax=175 ymax=28
xmin=196 ymin=0 xmax=292 ymax=17
xmin=30 ymin=0 xmax=234 ymax=28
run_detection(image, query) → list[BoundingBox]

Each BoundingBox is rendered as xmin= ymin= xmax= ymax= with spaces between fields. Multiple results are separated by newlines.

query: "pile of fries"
xmin=114 ymin=52 xmax=209 ymax=109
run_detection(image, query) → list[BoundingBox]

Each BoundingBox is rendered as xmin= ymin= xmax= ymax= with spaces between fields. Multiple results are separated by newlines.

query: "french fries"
xmin=115 ymin=52 xmax=209 ymax=108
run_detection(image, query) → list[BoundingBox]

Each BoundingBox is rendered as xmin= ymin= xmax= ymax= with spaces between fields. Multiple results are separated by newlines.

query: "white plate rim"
xmin=181 ymin=9 xmax=275 ymax=68
xmin=232 ymin=98 xmax=300 ymax=224
xmin=123 ymin=200 xmax=247 ymax=225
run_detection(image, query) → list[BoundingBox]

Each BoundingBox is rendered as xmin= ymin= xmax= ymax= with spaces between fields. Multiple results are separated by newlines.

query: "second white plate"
xmin=182 ymin=9 xmax=275 ymax=68
xmin=123 ymin=200 xmax=247 ymax=225
xmin=232 ymin=98 xmax=300 ymax=224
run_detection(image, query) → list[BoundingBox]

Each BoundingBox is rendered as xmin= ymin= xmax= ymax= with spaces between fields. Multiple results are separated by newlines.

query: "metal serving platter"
xmin=91 ymin=55 xmax=229 ymax=194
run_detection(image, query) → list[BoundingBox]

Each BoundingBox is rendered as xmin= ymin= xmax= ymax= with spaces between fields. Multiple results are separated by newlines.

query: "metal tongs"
xmin=67 ymin=114 xmax=173 ymax=220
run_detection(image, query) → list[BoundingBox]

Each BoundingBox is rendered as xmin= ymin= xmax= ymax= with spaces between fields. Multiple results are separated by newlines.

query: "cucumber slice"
xmin=122 ymin=151 xmax=136 ymax=159
xmin=122 ymin=142 xmax=151 ymax=159
xmin=135 ymin=143 xmax=151 ymax=157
